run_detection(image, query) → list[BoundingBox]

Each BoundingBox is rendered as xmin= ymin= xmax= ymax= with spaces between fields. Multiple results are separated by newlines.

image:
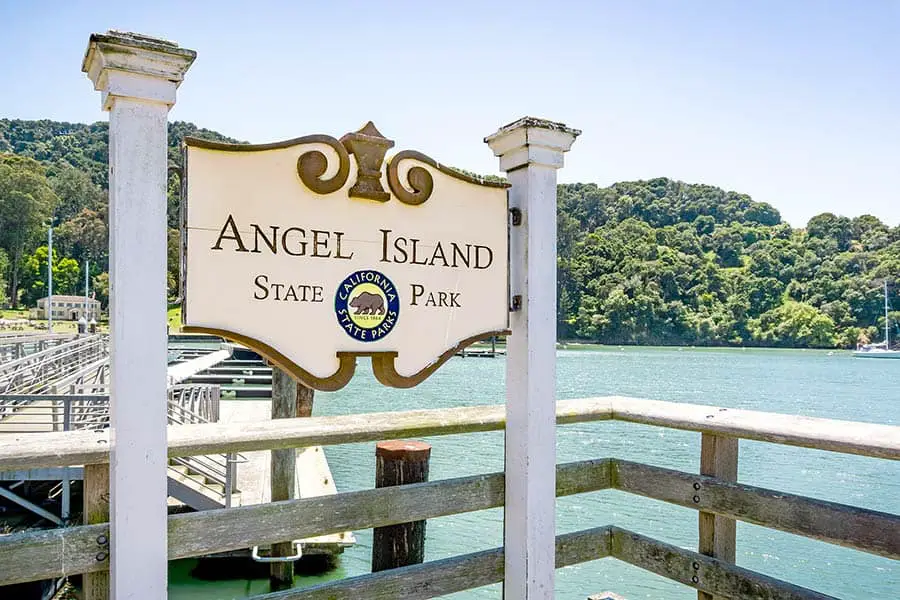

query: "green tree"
xmin=0 ymin=154 xmax=58 ymax=306
xmin=0 ymin=249 xmax=8 ymax=306
xmin=807 ymin=213 xmax=854 ymax=253
xmin=19 ymin=245 xmax=81 ymax=307
xmin=92 ymin=272 xmax=109 ymax=308
xmin=749 ymin=301 xmax=836 ymax=348
xmin=8 ymin=117 xmax=900 ymax=351
xmin=167 ymin=228 xmax=181 ymax=300
xmin=55 ymin=207 xmax=108 ymax=269
xmin=50 ymin=166 xmax=104 ymax=222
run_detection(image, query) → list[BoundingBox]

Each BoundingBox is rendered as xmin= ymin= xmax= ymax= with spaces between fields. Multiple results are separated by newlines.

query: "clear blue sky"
xmin=2 ymin=1 xmax=898 ymax=226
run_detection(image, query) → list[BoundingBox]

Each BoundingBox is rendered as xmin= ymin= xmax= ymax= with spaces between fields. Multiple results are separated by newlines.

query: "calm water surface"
xmin=169 ymin=347 xmax=899 ymax=599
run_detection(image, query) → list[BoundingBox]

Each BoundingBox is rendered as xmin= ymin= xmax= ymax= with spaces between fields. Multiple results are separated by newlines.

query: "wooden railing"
xmin=0 ymin=396 xmax=897 ymax=599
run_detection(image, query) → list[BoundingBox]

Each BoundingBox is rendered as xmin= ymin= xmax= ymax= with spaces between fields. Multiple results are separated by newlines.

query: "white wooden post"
xmin=486 ymin=117 xmax=579 ymax=599
xmin=83 ymin=31 xmax=195 ymax=599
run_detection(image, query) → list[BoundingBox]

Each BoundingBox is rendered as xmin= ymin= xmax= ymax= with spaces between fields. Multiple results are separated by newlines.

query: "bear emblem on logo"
xmin=334 ymin=270 xmax=400 ymax=342
xmin=350 ymin=291 xmax=385 ymax=315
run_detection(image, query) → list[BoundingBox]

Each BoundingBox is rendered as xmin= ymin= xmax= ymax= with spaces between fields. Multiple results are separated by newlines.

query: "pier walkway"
xmin=216 ymin=399 xmax=355 ymax=556
xmin=0 ymin=340 xmax=351 ymax=560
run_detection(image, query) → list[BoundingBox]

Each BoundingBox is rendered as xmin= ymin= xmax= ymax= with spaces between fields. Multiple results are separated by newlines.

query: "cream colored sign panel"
xmin=182 ymin=123 xmax=509 ymax=391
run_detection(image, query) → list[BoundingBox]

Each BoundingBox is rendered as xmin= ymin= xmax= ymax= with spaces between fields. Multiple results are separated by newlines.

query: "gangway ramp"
xmin=218 ymin=399 xmax=355 ymax=556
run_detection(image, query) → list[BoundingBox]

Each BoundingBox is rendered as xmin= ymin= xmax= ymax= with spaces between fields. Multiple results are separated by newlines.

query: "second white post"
xmin=486 ymin=118 xmax=579 ymax=599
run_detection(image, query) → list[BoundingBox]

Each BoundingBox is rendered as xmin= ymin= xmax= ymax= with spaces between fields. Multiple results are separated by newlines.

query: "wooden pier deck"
xmin=218 ymin=399 xmax=355 ymax=555
xmin=0 ymin=400 xmax=60 ymax=433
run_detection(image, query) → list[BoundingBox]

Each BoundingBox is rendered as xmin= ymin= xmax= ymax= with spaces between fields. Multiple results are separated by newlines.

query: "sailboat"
xmin=853 ymin=281 xmax=900 ymax=359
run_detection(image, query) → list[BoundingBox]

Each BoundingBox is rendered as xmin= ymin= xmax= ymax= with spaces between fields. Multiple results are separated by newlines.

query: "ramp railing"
xmin=0 ymin=333 xmax=74 ymax=363
xmin=0 ymin=335 xmax=108 ymax=397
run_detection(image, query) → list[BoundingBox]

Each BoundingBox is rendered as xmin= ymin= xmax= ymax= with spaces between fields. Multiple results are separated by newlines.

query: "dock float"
xmin=214 ymin=399 xmax=355 ymax=557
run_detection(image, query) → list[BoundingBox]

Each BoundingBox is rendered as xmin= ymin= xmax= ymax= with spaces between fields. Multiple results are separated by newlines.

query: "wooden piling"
xmin=372 ymin=440 xmax=432 ymax=572
xmin=697 ymin=433 xmax=738 ymax=600
xmin=269 ymin=368 xmax=298 ymax=591
xmin=296 ymin=380 xmax=314 ymax=418
xmin=83 ymin=463 xmax=110 ymax=600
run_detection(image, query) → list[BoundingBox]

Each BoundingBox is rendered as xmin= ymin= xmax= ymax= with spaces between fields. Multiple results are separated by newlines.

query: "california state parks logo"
xmin=335 ymin=270 xmax=400 ymax=342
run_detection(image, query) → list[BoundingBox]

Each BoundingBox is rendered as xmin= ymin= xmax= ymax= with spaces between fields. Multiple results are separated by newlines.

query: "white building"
xmin=30 ymin=295 xmax=102 ymax=321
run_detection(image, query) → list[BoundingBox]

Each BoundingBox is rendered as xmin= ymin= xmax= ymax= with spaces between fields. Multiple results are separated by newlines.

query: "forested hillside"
xmin=0 ymin=119 xmax=238 ymax=308
xmin=1 ymin=118 xmax=897 ymax=348
xmin=557 ymin=180 xmax=899 ymax=347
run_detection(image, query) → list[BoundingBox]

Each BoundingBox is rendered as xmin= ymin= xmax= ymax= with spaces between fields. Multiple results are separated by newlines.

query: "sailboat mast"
xmin=885 ymin=280 xmax=890 ymax=349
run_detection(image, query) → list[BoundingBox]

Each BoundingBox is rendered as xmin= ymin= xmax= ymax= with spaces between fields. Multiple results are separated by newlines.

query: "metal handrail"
xmin=0 ymin=334 xmax=73 ymax=363
xmin=164 ymin=383 xmax=240 ymax=506
xmin=0 ymin=380 xmax=240 ymax=508
xmin=0 ymin=335 xmax=108 ymax=395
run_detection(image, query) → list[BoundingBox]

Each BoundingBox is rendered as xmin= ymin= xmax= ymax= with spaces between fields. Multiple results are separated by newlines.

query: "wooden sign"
xmin=181 ymin=122 xmax=509 ymax=390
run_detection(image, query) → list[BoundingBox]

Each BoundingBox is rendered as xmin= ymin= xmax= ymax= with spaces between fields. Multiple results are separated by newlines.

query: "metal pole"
xmin=47 ymin=224 xmax=53 ymax=332
xmin=885 ymin=280 xmax=890 ymax=348
xmin=62 ymin=397 xmax=72 ymax=522
xmin=85 ymin=259 xmax=90 ymax=320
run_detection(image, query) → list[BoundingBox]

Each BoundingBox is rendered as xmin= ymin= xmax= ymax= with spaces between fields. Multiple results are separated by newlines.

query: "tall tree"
xmin=19 ymin=246 xmax=81 ymax=307
xmin=0 ymin=154 xmax=58 ymax=307
xmin=55 ymin=207 xmax=109 ymax=270
xmin=50 ymin=166 xmax=104 ymax=223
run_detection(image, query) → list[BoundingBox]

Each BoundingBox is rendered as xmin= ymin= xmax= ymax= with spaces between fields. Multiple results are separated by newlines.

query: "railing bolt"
xmin=693 ymin=482 xmax=701 ymax=490
xmin=692 ymin=561 xmax=700 ymax=570
xmin=691 ymin=575 xmax=699 ymax=584
xmin=95 ymin=552 xmax=107 ymax=562
xmin=692 ymin=495 xmax=700 ymax=503
xmin=97 ymin=534 xmax=108 ymax=545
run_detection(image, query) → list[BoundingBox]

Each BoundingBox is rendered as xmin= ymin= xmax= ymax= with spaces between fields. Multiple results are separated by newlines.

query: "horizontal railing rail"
xmin=0 ymin=397 xmax=896 ymax=598
xmin=0 ymin=394 xmax=110 ymax=433
xmin=1 ymin=397 xmax=896 ymax=471
xmin=248 ymin=527 xmax=838 ymax=600
xmin=2 ymin=456 xmax=892 ymax=596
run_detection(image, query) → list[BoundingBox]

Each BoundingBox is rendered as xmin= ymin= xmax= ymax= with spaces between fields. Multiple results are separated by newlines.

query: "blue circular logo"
xmin=334 ymin=270 xmax=400 ymax=342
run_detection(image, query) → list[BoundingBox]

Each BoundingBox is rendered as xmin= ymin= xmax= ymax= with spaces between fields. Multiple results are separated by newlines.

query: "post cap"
xmin=82 ymin=30 xmax=196 ymax=110
xmin=485 ymin=116 xmax=580 ymax=172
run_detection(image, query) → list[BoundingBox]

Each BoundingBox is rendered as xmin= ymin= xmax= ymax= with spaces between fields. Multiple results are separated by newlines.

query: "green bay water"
xmin=169 ymin=347 xmax=899 ymax=599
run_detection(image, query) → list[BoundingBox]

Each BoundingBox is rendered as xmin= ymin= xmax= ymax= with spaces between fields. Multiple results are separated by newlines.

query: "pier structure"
xmin=0 ymin=396 xmax=897 ymax=598
xmin=0 ymin=339 xmax=350 ymax=563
